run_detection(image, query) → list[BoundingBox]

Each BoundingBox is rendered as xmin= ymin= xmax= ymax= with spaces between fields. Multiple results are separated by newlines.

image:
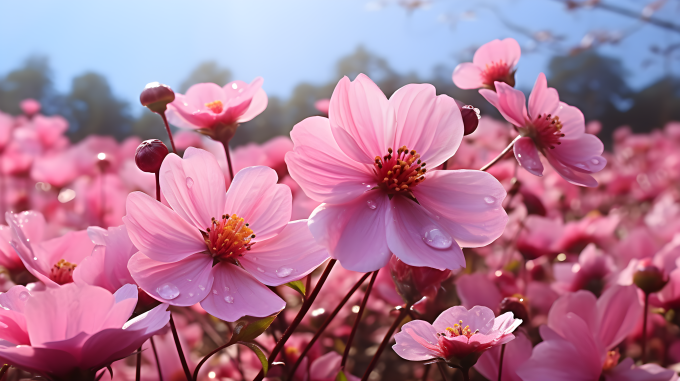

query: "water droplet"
xmin=198 ymin=285 xmax=205 ymax=291
xmin=186 ymin=177 xmax=194 ymax=189
xmin=591 ymin=158 xmax=600 ymax=165
xmin=189 ymin=292 xmax=194 ymax=297
xmin=212 ymin=289 xmax=218 ymax=295
xmin=224 ymin=296 xmax=234 ymax=303
xmin=32 ymin=257 xmax=38 ymax=261
xmin=224 ymin=286 xmax=230 ymax=292
xmin=421 ymin=226 xmax=453 ymax=249
xmin=187 ymin=278 xmax=192 ymax=282
xmin=257 ymin=267 xmax=265 ymax=273
xmin=366 ymin=200 xmax=377 ymax=210
xmin=156 ymin=283 xmax=180 ymax=300
xmin=231 ymin=83 xmax=238 ymax=89
xmin=484 ymin=196 xmax=495 ymax=204
xmin=276 ymin=267 xmax=294 ymax=278
xmin=18 ymin=291 xmax=29 ymax=301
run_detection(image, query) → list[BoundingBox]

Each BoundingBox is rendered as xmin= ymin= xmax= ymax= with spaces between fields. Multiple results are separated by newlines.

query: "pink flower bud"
xmin=499 ymin=295 xmax=529 ymax=324
xmin=140 ymin=82 xmax=175 ymax=113
xmin=135 ymin=139 xmax=169 ymax=173
xmin=633 ymin=259 xmax=668 ymax=295
xmin=389 ymin=255 xmax=451 ymax=305
xmin=20 ymin=99 xmax=41 ymax=117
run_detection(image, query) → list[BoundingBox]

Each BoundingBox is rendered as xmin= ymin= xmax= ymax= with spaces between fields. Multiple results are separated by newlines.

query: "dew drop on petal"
xmin=366 ymin=200 xmax=377 ymax=210
xmin=224 ymin=286 xmax=230 ymax=292
xmin=484 ymin=196 xmax=495 ymax=204
xmin=421 ymin=226 xmax=453 ymax=249
xmin=257 ymin=267 xmax=265 ymax=273
xmin=591 ymin=158 xmax=600 ymax=165
xmin=186 ymin=177 xmax=194 ymax=189
xmin=18 ymin=291 xmax=29 ymax=301
xmin=231 ymin=83 xmax=238 ymax=89
xmin=276 ymin=267 xmax=293 ymax=278
xmin=189 ymin=292 xmax=194 ymax=297
xmin=156 ymin=283 xmax=180 ymax=300
xmin=212 ymin=289 xmax=218 ymax=295
xmin=224 ymin=295 xmax=234 ymax=303
xmin=198 ymin=285 xmax=205 ymax=291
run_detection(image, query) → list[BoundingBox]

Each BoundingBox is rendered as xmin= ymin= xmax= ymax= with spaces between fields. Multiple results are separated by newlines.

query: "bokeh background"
xmin=1 ymin=0 xmax=678 ymax=147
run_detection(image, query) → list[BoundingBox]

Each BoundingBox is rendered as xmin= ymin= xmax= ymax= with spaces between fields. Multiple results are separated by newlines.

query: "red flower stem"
xmin=360 ymin=302 xmax=414 ymax=381
xmin=155 ymin=171 xmax=161 ymax=202
xmin=437 ymin=363 xmax=448 ymax=381
xmin=253 ymin=259 xmax=337 ymax=381
xmin=222 ymin=140 xmax=235 ymax=182
xmin=305 ymin=274 xmax=312 ymax=299
xmin=642 ymin=292 xmax=650 ymax=363
xmin=135 ymin=346 xmax=142 ymax=381
xmin=169 ymin=313 xmax=192 ymax=381
xmin=159 ymin=112 xmax=177 ymax=153
xmin=150 ymin=336 xmax=164 ymax=381
xmin=0 ymin=365 xmax=8 ymax=380
xmin=498 ymin=343 xmax=506 ymax=381
xmin=480 ymin=136 xmax=521 ymax=172
xmin=341 ymin=270 xmax=379 ymax=368
xmin=287 ymin=272 xmax=372 ymax=378
xmin=421 ymin=363 xmax=431 ymax=381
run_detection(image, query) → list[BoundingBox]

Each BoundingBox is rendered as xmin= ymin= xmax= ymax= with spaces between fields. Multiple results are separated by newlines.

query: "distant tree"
xmin=0 ymin=56 xmax=56 ymax=115
xmin=622 ymin=76 xmax=680 ymax=133
xmin=179 ymin=61 xmax=232 ymax=92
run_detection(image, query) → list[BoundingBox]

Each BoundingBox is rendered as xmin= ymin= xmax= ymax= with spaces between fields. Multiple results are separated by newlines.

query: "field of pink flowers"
xmin=0 ymin=38 xmax=678 ymax=381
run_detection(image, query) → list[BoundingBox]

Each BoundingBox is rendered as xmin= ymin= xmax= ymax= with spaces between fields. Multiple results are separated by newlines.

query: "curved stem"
xmin=159 ymin=112 xmax=177 ymax=153
xmin=150 ymin=336 xmax=164 ymax=381
xmin=254 ymin=259 xmax=337 ymax=381
xmin=135 ymin=346 xmax=142 ymax=381
xmin=154 ymin=171 xmax=161 ymax=202
xmin=223 ymin=141 xmax=235 ymax=182
xmin=341 ymin=270 xmax=379 ymax=367
xmin=360 ymin=303 xmax=413 ymax=381
xmin=498 ymin=343 xmax=506 ymax=381
xmin=480 ymin=136 xmax=520 ymax=172
xmin=437 ymin=363 xmax=448 ymax=381
xmin=642 ymin=292 xmax=650 ymax=363
xmin=287 ymin=272 xmax=371 ymax=378
xmin=192 ymin=341 xmax=234 ymax=381
xmin=169 ymin=313 xmax=192 ymax=381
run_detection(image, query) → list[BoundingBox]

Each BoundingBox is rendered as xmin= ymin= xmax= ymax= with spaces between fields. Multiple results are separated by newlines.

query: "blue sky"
xmin=0 ymin=0 xmax=677 ymax=112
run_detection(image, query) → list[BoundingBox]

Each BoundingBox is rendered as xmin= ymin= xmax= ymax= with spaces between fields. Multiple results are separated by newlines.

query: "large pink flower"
xmin=0 ymin=283 xmax=170 ymax=381
xmin=285 ymin=74 xmax=508 ymax=272
xmin=517 ymin=285 xmax=676 ymax=381
xmin=6 ymin=211 xmax=94 ymax=287
xmin=452 ymin=38 xmax=521 ymax=90
xmin=480 ymin=73 xmax=607 ymax=187
xmin=124 ymin=147 xmax=329 ymax=321
xmin=393 ymin=305 xmax=521 ymax=369
xmin=166 ymin=78 xmax=268 ymax=142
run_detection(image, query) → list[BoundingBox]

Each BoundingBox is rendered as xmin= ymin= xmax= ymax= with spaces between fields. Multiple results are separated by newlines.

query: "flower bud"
xmin=633 ymin=259 xmax=668 ymax=295
xmin=140 ymin=82 xmax=175 ymax=113
xmin=135 ymin=139 xmax=169 ymax=173
xmin=20 ymin=99 xmax=41 ymax=118
xmin=460 ymin=105 xmax=480 ymax=136
xmin=499 ymin=295 xmax=529 ymax=324
xmin=389 ymin=255 xmax=451 ymax=305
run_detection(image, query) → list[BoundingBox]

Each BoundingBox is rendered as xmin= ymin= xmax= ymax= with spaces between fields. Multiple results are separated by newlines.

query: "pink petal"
xmin=475 ymin=333 xmax=532 ymax=381
xmin=185 ymin=82 xmax=227 ymax=107
xmin=550 ymin=134 xmax=606 ymax=173
xmin=200 ymin=263 xmax=285 ymax=322
xmin=389 ymin=83 xmax=463 ymax=167
xmin=480 ymin=83 xmax=528 ymax=127
xmin=330 ymin=125 xmax=374 ymax=164
xmin=124 ymin=192 xmax=205 ymax=263
xmin=514 ymin=137 xmax=545 ymax=176
xmin=0 ymin=345 xmax=78 ymax=378
xmin=0 ymin=286 xmax=30 ymax=345
xmin=73 ymin=252 xmax=113 ymax=292
xmin=548 ymin=290 xmax=598 ymax=336
xmin=224 ymin=166 xmax=291 ymax=241
xmin=240 ymin=221 xmax=329 ymax=286
xmin=393 ymin=320 xmax=440 ymax=361
xmin=555 ymin=102 xmax=586 ymax=137
xmin=100 ymin=284 xmax=138 ymax=330
xmin=545 ymin=153 xmax=599 ymax=187
xmin=412 ymin=170 xmax=508 ymax=247
xmin=472 ymin=38 xmax=521 ymax=69
xmin=329 ymin=75 xmax=395 ymax=159
xmin=128 ymin=252 xmax=214 ymax=306
xmin=166 ymin=94 xmax=206 ymax=130
xmin=452 ymin=62 xmax=484 ymax=89
xmin=528 ymin=73 xmax=559 ymax=119
xmin=309 ymin=351 xmax=343 ymax=380
xmin=550 ymin=312 xmax=604 ymax=363
xmin=433 ymin=306 xmax=496 ymax=335
xmin=0 ymin=226 xmax=23 ymax=270
xmin=516 ymin=337 xmax=600 ymax=381
xmin=238 ymin=88 xmax=268 ymax=123
xmin=5 ymin=211 xmax=45 ymax=244
xmin=596 ymin=285 xmax=642 ymax=350
xmin=456 ymin=273 xmax=502 ymax=311
xmin=386 ymin=196 xmax=465 ymax=271
xmin=285 ymin=116 xmax=375 ymax=204
xmin=308 ymin=192 xmax=391 ymax=273
xmin=160 ymin=148 xmax=226 ymax=230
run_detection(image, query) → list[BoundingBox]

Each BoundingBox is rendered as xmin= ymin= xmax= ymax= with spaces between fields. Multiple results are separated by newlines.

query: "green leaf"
xmin=284 ymin=280 xmax=306 ymax=296
xmin=228 ymin=313 xmax=278 ymax=345
xmin=335 ymin=370 xmax=349 ymax=381
xmin=240 ymin=341 xmax=270 ymax=376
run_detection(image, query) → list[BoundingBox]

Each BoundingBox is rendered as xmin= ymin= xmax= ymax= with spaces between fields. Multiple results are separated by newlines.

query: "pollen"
xmin=50 ymin=259 xmax=77 ymax=285
xmin=204 ymin=100 xmax=224 ymax=114
xmin=481 ymin=60 xmax=512 ymax=89
xmin=204 ymin=214 xmax=255 ymax=260
xmin=373 ymin=146 xmax=426 ymax=194
xmin=531 ymin=113 xmax=565 ymax=150
xmin=443 ymin=320 xmax=478 ymax=339
xmin=602 ymin=349 xmax=620 ymax=371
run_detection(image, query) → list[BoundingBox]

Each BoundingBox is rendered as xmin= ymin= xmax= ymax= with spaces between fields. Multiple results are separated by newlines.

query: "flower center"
xmin=602 ymin=349 xmax=620 ymax=372
xmin=481 ymin=61 xmax=514 ymax=89
xmin=50 ymin=259 xmax=77 ymax=285
xmin=203 ymin=214 xmax=255 ymax=260
xmin=204 ymin=100 xmax=224 ymax=114
xmin=525 ymin=113 xmax=565 ymax=151
xmin=442 ymin=320 xmax=479 ymax=339
xmin=373 ymin=146 xmax=426 ymax=194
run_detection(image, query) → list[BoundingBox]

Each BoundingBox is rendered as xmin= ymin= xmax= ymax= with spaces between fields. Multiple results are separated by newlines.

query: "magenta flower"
xmin=393 ymin=305 xmax=521 ymax=369
xmin=166 ymin=78 xmax=268 ymax=141
xmin=474 ymin=333 xmax=532 ymax=381
xmin=452 ymin=38 xmax=520 ymax=90
xmin=0 ymin=283 xmax=169 ymax=381
xmin=480 ymin=73 xmax=607 ymax=187
xmin=6 ymin=211 xmax=95 ymax=287
xmin=125 ymin=148 xmax=329 ymax=321
xmin=285 ymin=74 xmax=508 ymax=272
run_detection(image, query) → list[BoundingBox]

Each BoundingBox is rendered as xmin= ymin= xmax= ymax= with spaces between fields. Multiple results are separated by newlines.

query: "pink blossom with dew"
xmin=452 ymin=38 xmax=521 ymax=90
xmin=6 ymin=211 xmax=94 ymax=287
xmin=393 ymin=305 xmax=521 ymax=369
xmin=285 ymin=74 xmax=508 ymax=273
xmin=124 ymin=147 xmax=329 ymax=321
xmin=0 ymin=284 xmax=169 ymax=381
xmin=481 ymin=73 xmax=607 ymax=187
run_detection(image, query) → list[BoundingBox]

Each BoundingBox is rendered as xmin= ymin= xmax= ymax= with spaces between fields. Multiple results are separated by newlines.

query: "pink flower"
xmin=125 ymin=148 xmax=329 ymax=321
xmin=295 ymin=351 xmax=360 ymax=381
xmin=452 ymin=38 xmax=520 ymax=90
xmin=474 ymin=333 xmax=532 ymax=381
xmin=166 ymin=78 xmax=268 ymax=142
xmin=6 ymin=211 xmax=94 ymax=287
xmin=19 ymin=99 xmax=41 ymax=117
xmin=314 ymin=99 xmax=331 ymax=115
xmin=517 ymin=285 xmax=676 ymax=381
xmin=0 ymin=283 xmax=170 ymax=381
xmin=393 ymin=305 xmax=521 ymax=369
xmin=285 ymin=74 xmax=508 ymax=272
xmin=552 ymin=243 xmax=616 ymax=296
xmin=480 ymin=73 xmax=607 ymax=187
